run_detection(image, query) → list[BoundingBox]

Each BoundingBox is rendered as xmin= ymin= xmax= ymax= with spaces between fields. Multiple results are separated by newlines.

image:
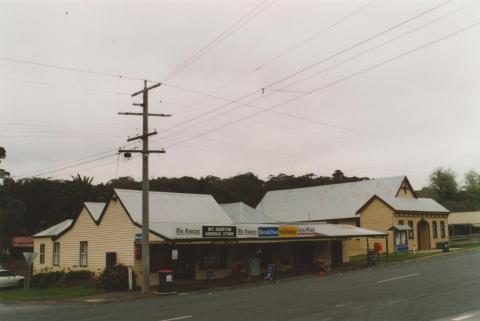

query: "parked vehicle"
xmin=0 ymin=269 xmax=24 ymax=288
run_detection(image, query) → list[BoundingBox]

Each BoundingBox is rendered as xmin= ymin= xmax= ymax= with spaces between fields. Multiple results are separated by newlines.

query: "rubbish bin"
xmin=436 ymin=242 xmax=449 ymax=252
xmin=158 ymin=269 xmax=175 ymax=292
xmin=441 ymin=242 xmax=449 ymax=253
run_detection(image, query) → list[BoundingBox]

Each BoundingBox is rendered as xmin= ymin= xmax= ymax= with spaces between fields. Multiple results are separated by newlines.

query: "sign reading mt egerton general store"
xmin=202 ymin=226 xmax=237 ymax=238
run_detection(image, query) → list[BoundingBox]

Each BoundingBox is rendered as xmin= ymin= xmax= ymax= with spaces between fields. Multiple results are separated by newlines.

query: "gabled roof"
xmin=220 ymin=202 xmax=276 ymax=224
xmin=381 ymin=196 xmax=449 ymax=213
xmin=33 ymin=219 xmax=73 ymax=238
xmin=257 ymin=176 xmax=407 ymax=222
xmin=84 ymin=202 xmax=106 ymax=222
xmin=114 ymin=189 xmax=233 ymax=227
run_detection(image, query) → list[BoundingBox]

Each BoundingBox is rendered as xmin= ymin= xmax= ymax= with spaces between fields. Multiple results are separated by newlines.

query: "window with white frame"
xmin=440 ymin=221 xmax=446 ymax=238
xmin=80 ymin=241 xmax=88 ymax=267
xmin=53 ymin=242 xmax=60 ymax=266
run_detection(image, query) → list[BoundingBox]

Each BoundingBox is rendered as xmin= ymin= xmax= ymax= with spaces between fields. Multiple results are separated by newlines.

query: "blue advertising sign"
xmin=258 ymin=227 xmax=278 ymax=237
xmin=395 ymin=244 xmax=408 ymax=253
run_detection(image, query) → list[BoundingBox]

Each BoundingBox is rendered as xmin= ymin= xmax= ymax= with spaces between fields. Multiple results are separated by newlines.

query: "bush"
xmin=97 ymin=264 xmax=131 ymax=290
xmin=61 ymin=270 xmax=94 ymax=287
xmin=31 ymin=270 xmax=93 ymax=288
xmin=33 ymin=271 xmax=65 ymax=289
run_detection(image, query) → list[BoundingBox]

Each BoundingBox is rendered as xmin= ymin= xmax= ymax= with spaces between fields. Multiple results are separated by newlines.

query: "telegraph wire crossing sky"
xmin=1 ymin=0 xmax=479 ymax=188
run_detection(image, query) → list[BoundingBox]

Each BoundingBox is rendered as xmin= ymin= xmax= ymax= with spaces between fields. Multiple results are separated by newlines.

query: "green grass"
xmin=349 ymin=251 xmax=440 ymax=264
xmin=453 ymin=242 xmax=480 ymax=250
xmin=0 ymin=285 xmax=102 ymax=301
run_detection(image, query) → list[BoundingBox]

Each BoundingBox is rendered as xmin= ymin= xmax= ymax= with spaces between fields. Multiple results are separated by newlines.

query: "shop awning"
xmin=148 ymin=221 xmax=386 ymax=242
xmin=389 ymin=224 xmax=412 ymax=231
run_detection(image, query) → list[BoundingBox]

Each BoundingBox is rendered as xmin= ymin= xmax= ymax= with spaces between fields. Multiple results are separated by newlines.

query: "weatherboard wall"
xmin=33 ymin=237 xmax=53 ymax=272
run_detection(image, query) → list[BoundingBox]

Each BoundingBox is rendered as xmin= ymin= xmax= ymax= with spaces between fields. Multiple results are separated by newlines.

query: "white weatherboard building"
xmin=33 ymin=188 xmax=386 ymax=285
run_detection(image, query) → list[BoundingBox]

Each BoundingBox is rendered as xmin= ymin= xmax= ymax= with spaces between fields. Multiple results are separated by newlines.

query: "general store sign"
xmin=202 ymin=226 xmax=237 ymax=238
xmin=278 ymin=226 xmax=298 ymax=238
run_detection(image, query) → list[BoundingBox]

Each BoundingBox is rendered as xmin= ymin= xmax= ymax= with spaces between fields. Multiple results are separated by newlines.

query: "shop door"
xmin=331 ymin=240 xmax=343 ymax=265
xmin=175 ymin=246 xmax=195 ymax=279
xmin=417 ymin=220 xmax=431 ymax=250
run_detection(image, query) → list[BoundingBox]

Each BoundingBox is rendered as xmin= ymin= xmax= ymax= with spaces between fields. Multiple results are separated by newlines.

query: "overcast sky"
xmin=1 ymin=0 xmax=479 ymax=189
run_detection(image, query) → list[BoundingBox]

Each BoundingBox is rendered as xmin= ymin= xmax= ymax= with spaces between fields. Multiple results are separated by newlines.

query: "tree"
xmin=0 ymin=146 xmax=9 ymax=181
xmin=429 ymin=168 xmax=458 ymax=201
xmin=332 ymin=169 xmax=346 ymax=181
xmin=464 ymin=170 xmax=480 ymax=194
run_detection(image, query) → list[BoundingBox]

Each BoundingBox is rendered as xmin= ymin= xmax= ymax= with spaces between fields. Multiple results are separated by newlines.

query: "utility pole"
xmin=119 ymin=80 xmax=170 ymax=294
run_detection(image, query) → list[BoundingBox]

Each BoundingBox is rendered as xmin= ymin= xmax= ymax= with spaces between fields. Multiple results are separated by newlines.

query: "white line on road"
xmin=159 ymin=316 xmax=192 ymax=321
xmin=452 ymin=315 xmax=475 ymax=321
xmin=377 ymin=273 xmax=420 ymax=283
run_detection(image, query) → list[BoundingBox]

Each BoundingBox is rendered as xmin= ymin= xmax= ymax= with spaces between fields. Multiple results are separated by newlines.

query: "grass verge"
xmin=350 ymin=242 xmax=480 ymax=264
xmin=0 ymin=285 xmax=102 ymax=302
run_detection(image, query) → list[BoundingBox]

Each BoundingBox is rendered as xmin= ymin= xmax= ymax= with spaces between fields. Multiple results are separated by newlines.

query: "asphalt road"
xmin=2 ymin=250 xmax=480 ymax=321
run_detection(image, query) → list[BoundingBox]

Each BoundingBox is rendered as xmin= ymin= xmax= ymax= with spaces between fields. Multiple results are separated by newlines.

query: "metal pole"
xmin=385 ymin=235 xmax=389 ymax=262
xmin=142 ymin=80 xmax=150 ymax=294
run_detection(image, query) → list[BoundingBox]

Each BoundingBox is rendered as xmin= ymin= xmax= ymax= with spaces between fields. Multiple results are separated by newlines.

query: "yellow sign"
xmin=279 ymin=226 xmax=298 ymax=237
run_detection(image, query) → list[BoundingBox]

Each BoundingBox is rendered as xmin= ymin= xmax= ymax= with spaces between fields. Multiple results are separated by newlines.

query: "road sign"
xmin=23 ymin=252 xmax=38 ymax=266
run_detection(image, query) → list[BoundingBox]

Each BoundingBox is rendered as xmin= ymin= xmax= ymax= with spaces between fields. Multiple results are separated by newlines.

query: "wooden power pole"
xmin=119 ymin=80 xmax=170 ymax=294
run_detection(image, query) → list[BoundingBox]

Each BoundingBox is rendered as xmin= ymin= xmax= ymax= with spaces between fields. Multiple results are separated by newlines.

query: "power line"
xmin=15 ymin=153 xmax=118 ymax=180
xmin=161 ymin=0 xmax=377 ymax=116
xmin=0 ymin=58 xmax=144 ymax=81
xmin=11 ymin=1 xmax=468 ymax=179
xmin=150 ymin=0 xmax=453 ymax=140
xmin=161 ymin=21 xmax=480 ymax=153
xmin=0 ymin=77 xmax=130 ymax=96
xmin=161 ymin=0 xmax=278 ymax=82
xmin=0 ymin=122 xmax=137 ymax=130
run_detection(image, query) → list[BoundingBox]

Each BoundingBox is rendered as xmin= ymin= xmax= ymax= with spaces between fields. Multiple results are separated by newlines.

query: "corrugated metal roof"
xmin=220 ymin=202 xmax=277 ymax=224
xmin=33 ymin=219 xmax=73 ymax=237
xmin=257 ymin=176 xmax=448 ymax=222
xmin=84 ymin=202 xmax=105 ymax=222
xmin=311 ymin=223 xmax=387 ymax=237
xmin=114 ymin=189 xmax=233 ymax=229
xmin=257 ymin=176 xmax=407 ymax=221
xmin=382 ymin=197 xmax=449 ymax=213
xmin=449 ymin=211 xmax=480 ymax=225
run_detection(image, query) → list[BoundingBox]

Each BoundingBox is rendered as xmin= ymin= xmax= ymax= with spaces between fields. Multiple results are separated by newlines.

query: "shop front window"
xmin=433 ymin=221 xmax=438 ymax=238
xmin=200 ymin=246 xmax=227 ymax=269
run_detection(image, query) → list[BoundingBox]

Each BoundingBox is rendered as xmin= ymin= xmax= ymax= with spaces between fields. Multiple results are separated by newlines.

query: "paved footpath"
xmin=2 ymin=250 xmax=480 ymax=321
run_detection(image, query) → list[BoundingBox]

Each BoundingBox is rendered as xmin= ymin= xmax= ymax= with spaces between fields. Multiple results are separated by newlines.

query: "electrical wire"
xmin=150 ymin=0 xmax=454 ymax=140
xmin=11 ymin=0 xmax=472 ymax=179
xmin=161 ymin=0 xmax=278 ymax=82
xmin=161 ymin=0 xmax=378 ymax=115
xmin=161 ymin=21 xmax=480 ymax=153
